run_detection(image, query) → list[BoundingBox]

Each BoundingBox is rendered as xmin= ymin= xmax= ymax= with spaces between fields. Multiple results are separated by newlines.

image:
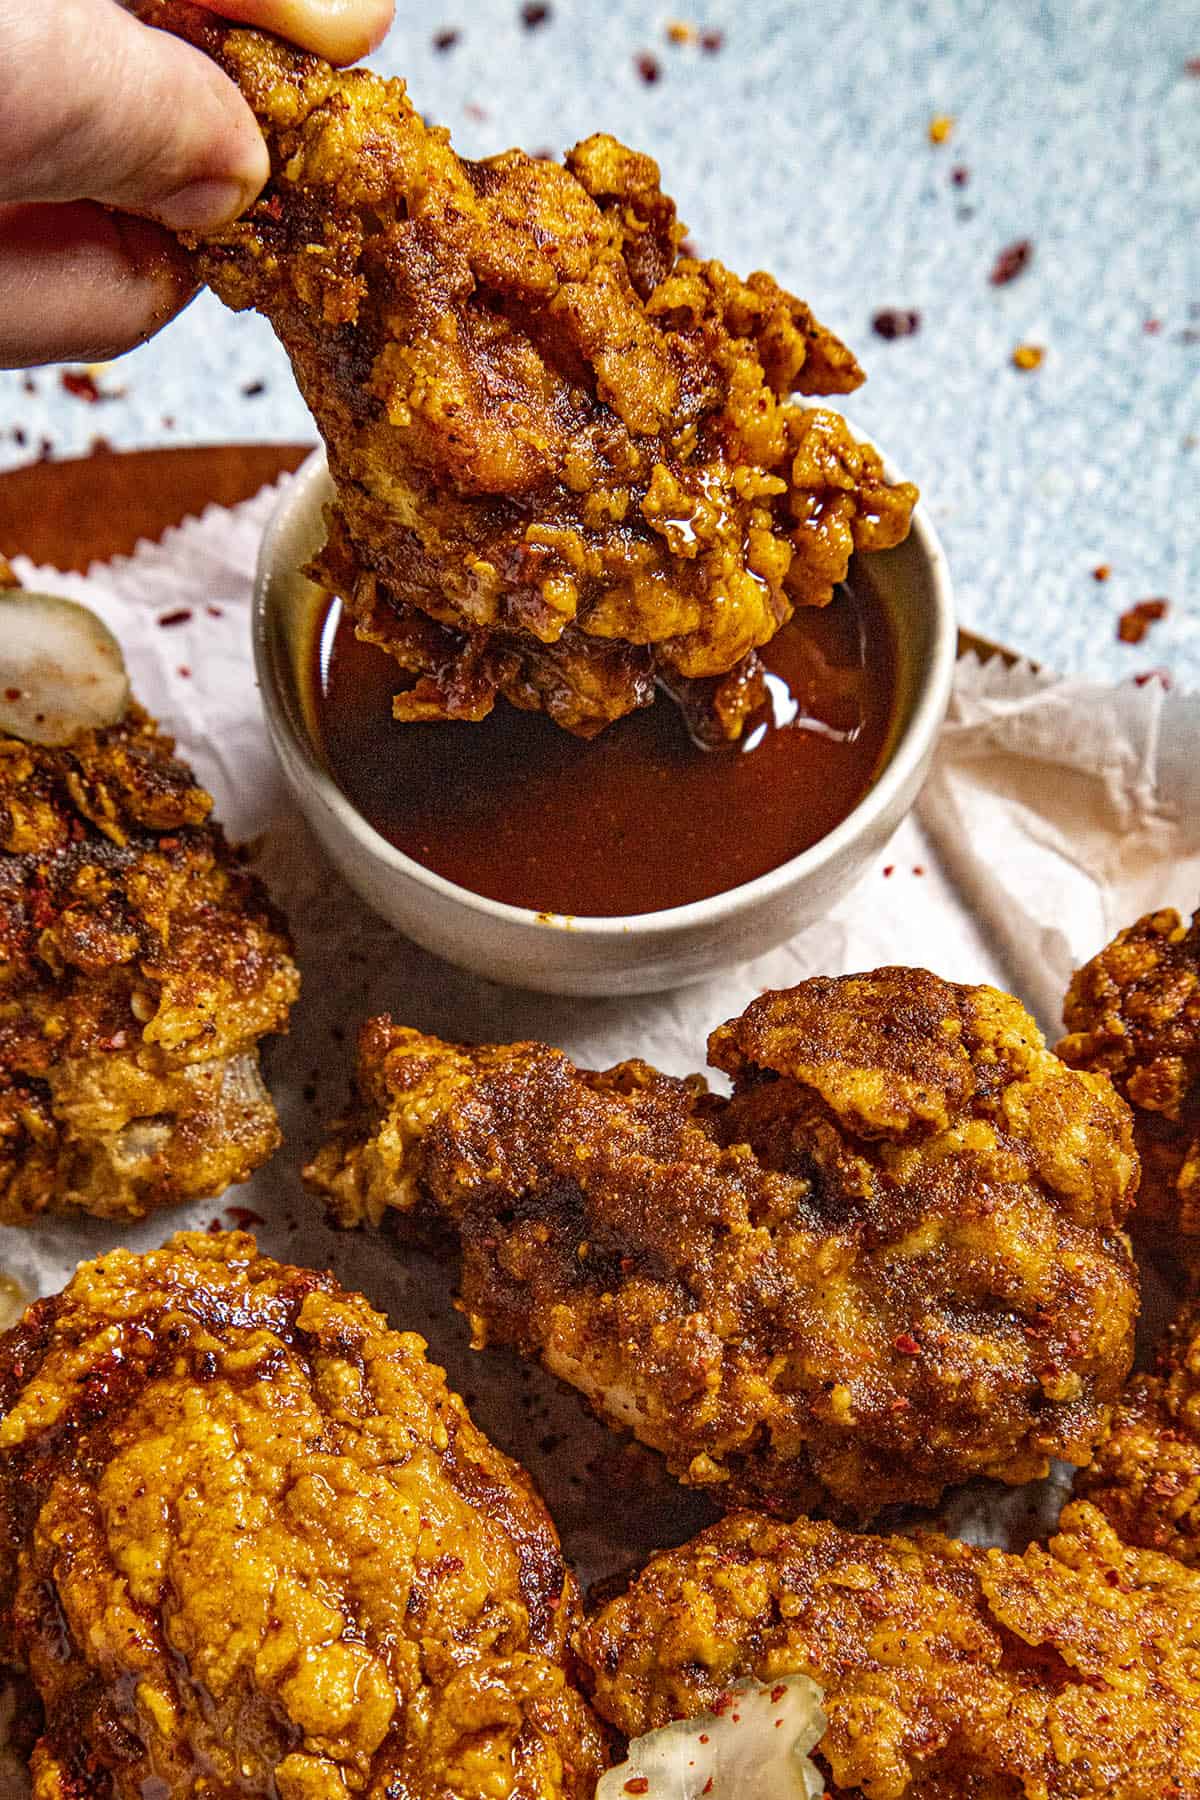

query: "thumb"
xmin=0 ymin=0 xmax=268 ymax=231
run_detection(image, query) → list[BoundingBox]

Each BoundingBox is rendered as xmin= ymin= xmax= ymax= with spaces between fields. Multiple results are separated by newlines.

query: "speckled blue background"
xmin=1 ymin=0 xmax=1197 ymax=681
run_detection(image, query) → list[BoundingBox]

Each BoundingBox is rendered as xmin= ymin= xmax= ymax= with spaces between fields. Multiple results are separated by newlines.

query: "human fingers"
xmin=0 ymin=203 xmax=196 ymax=368
xmin=0 ymin=0 xmax=268 ymax=230
xmin=199 ymin=0 xmax=393 ymax=63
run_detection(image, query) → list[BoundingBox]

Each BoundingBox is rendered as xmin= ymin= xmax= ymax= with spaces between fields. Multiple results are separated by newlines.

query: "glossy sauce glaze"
xmin=309 ymin=571 xmax=898 ymax=917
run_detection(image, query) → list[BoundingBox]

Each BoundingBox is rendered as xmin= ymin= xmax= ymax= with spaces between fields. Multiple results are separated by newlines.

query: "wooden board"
xmin=0 ymin=443 xmax=1015 ymax=666
xmin=0 ymin=442 xmax=312 ymax=572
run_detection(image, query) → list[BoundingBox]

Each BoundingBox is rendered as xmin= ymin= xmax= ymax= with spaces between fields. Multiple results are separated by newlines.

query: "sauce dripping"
xmin=309 ymin=571 xmax=897 ymax=917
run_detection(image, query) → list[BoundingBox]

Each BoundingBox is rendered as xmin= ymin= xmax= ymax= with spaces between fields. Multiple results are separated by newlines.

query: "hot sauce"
xmin=309 ymin=569 xmax=897 ymax=918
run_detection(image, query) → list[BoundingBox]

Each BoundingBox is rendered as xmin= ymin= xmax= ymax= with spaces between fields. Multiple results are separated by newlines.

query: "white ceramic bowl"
xmin=254 ymin=450 xmax=955 ymax=996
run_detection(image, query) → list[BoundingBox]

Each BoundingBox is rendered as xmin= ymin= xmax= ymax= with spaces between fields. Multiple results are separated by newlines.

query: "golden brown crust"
xmin=1058 ymin=905 xmax=1200 ymax=1234
xmin=0 ymin=705 xmax=298 ymax=1222
xmin=131 ymin=0 xmax=916 ymax=739
xmin=0 ymin=1232 xmax=605 ymax=1800
xmin=1074 ymin=1293 xmax=1200 ymax=1568
xmin=306 ymin=970 xmax=1139 ymax=1522
xmin=577 ymin=1500 xmax=1200 ymax=1799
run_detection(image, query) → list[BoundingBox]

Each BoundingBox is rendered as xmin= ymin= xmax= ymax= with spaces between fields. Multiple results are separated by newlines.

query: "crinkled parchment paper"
xmin=2 ymin=481 xmax=1197 ymax=1785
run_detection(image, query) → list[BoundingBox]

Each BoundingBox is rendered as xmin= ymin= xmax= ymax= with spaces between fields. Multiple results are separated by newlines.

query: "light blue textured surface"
xmin=0 ymin=0 xmax=1197 ymax=681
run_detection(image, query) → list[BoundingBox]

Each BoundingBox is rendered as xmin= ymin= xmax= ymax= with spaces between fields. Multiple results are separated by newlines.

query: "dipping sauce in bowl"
xmin=256 ymin=448 xmax=953 ymax=994
xmin=307 ymin=569 xmax=897 ymax=918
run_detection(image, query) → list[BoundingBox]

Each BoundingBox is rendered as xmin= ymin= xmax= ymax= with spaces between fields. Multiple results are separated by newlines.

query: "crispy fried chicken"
xmin=131 ymin=0 xmax=916 ymax=740
xmin=1074 ymin=1291 xmax=1200 ymax=1569
xmin=1058 ymin=904 xmax=1200 ymax=1235
xmin=577 ymin=1499 xmax=1200 ymax=1800
xmin=0 ymin=1232 xmax=605 ymax=1800
xmin=306 ymin=969 xmax=1139 ymax=1522
xmin=0 ymin=702 xmax=298 ymax=1222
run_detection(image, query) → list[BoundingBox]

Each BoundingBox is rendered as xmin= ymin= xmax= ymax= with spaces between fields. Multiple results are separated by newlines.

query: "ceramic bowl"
xmin=254 ymin=450 xmax=955 ymax=996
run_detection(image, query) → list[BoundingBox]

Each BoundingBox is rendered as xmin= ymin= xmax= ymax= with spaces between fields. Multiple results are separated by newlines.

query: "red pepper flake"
xmin=1185 ymin=57 xmax=1200 ymax=74
xmin=1144 ymin=317 xmax=1163 ymax=335
xmin=11 ymin=427 xmax=25 ymax=448
xmin=989 ymin=239 xmax=1033 ymax=285
xmin=61 ymin=369 xmax=103 ymax=403
xmin=775 ymin=1717 xmax=784 ymax=1727
xmin=912 ymin=864 xmax=925 ymax=876
xmin=158 ymin=836 xmax=180 ymax=851
xmin=177 ymin=665 xmax=191 ymax=679
xmin=890 ymin=1396 xmax=911 ymax=1412
xmin=1118 ymin=598 xmax=1169 ymax=644
xmin=157 ymin=608 xmax=193 ymax=628
xmin=521 ymin=1 xmax=551 ymax=24
xmin=895 ymin=1331 xmax=922 ymax=1356
xmin=207 ymin=604 xmax=224 ymax=618
xmin=161 ymin=415 xmax=176 ymax=430
xmin=872 ymin=308 xmax=921 ymax=340
xmin=241 ymin=379 xmax=267 ymax=398
xmin=263 ymin=192 xmax=284 ymax=220
xmin=771 ymin=1684 xmax=787 ymax=1701
xmin=703 ymin=1783 xmax=713 ymax=1797
xmin=636 ymin=51 xmax=662 ymax=82
xmin=950 ymin=164 xmax=970 ymax=187
xmin=624 ymin=1782 xmax=650 ymax=1796
xmin=3 ymin=687 xmax=18 ymax=702
xmin=29 ymin=886 xmax=55 ymax=930
xmin=207 ymin=1217 xmax=223 ymax=1233
xmin=700 ymin=28 xmax=724 ymax=51
xmin=22 ymin=374 xmax=36 ymax=395
xmin=433 ymin=27 xmax=460 ymax=49
xmin=1092 ymin=563 xmax=1111 ymax=582
xmin=882 ymin=864 xmax=894 ymax=877
xmin=698 ymin=1735 xmax=709 ymax=1744
xmin=225 ymin=1205 xmax=266 ymax=1228
xmin=712 ymin=1692 xmax=733 ymax=1716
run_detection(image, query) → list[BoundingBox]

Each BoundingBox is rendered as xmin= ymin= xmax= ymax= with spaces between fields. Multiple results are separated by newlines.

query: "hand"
xmin=0 ymin=0 xmax=393 ymax=368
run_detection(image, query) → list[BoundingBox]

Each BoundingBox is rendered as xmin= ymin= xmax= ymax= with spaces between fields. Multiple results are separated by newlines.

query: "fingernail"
xmin=153 ymin=177 xmax=253 ymax=232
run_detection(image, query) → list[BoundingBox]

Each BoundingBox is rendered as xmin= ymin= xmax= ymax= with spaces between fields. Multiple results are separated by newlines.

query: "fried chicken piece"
xmin=577 ymin=1499 xmax=1200 ymax=1800
xmin=0 ymin=704 xmax=298 ymax=1222
xmin=131 ymin=1 xmax=917 ymax=740
xmin=1058 ymin=905 xmax=1200 ymax=1234
xmin=306 ymin=969 xmax=1139 ymax=1522
xmin=1074 ymin=1291 xmax=1200 ymax=1569
xmin=0 ymin=1232 xmax=605 ymax=1800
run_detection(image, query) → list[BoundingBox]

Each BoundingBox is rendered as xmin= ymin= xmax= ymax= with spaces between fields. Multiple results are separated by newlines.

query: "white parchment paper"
xmin=2 ymin=483 xmax=1197 ymax=1784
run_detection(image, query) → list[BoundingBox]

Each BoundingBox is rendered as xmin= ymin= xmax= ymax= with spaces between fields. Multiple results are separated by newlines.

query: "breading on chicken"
xmin=306 ymin=969 xmax=1140 ymax=1522
xmin=0 ymin=1232 xmax=606 ymax=1800
xmin=576 ymin=1499 xmax=1200 ymax=1800
xmin=0 ymin=703 xmax=298 ymax=1223
xmin=1058 ymin=904 xmax=1200 ymax=1235
xmin=1074 ymin=1291 xmax=1200 ymax=1569
xmin=131 ymin=0 xmax=917 ymax=741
